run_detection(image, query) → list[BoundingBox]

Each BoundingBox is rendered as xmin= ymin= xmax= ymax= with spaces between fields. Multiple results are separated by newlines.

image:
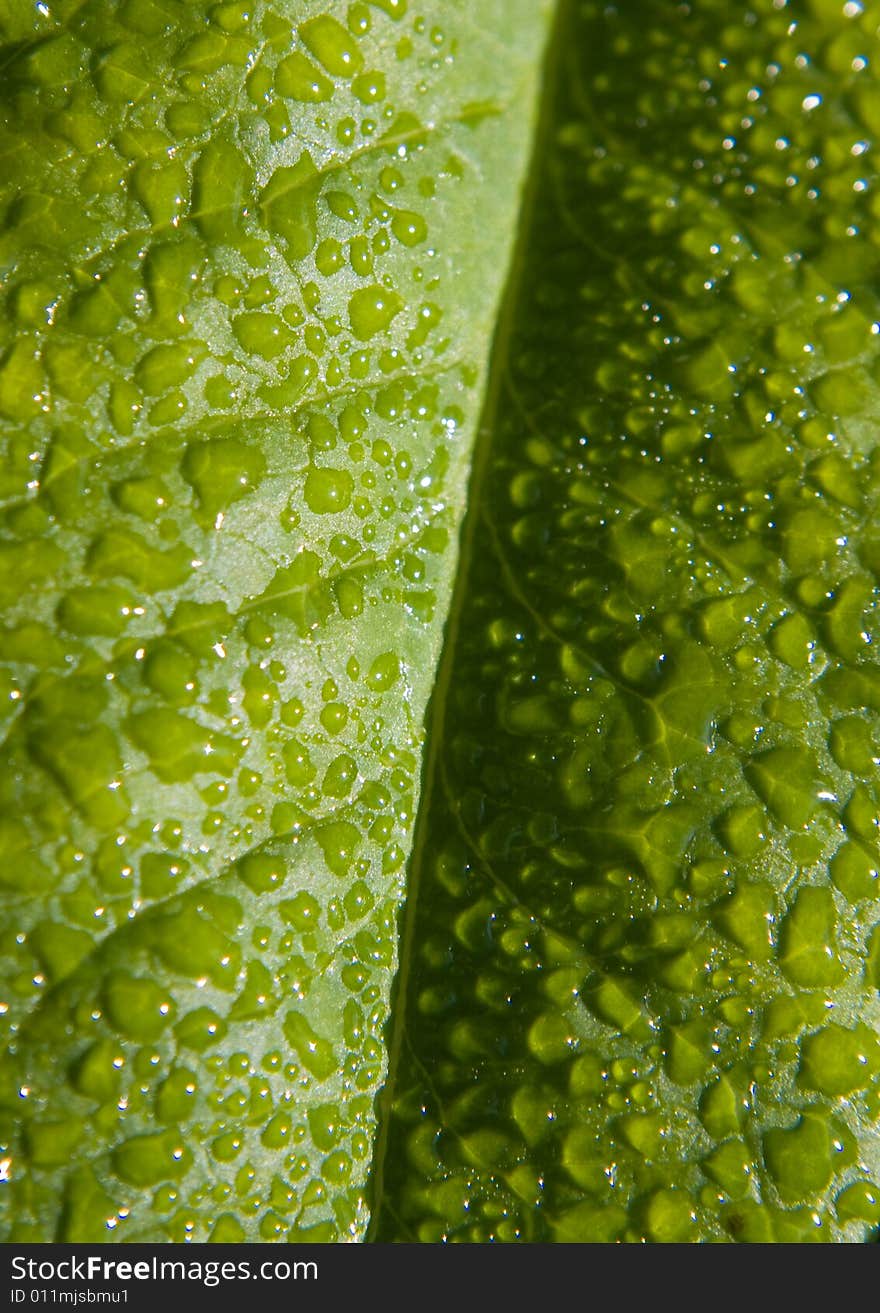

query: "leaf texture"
xmin=372 ymin=0 xmax=880 ymax=1243
xmin=0 ymin=0 xmax=550 ymax=1241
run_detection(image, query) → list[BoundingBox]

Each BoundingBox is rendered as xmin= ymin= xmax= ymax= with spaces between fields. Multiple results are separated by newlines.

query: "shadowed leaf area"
xmin=370 ymin=0 xmax=880 ymax=1243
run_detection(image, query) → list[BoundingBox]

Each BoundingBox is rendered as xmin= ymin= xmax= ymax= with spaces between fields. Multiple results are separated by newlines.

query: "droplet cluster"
xmin=375 ymin=0 xmax=880 ymax=1242
xmin=0 ymin=0 xmax=548 ymax=1240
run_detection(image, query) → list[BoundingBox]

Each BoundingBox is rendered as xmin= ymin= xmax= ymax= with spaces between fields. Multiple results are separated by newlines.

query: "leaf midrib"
xmin=365 ymin=0 xmax=571 ymax=1238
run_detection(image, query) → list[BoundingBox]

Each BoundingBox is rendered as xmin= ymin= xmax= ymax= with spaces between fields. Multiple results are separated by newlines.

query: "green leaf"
xmin=7 ymin=0 xmax=880 ymax=1247
xmin=0 ymin=0 xmax=551 ymax=1240
xmin=369 ymin=0 xmax=880 ymax=1243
